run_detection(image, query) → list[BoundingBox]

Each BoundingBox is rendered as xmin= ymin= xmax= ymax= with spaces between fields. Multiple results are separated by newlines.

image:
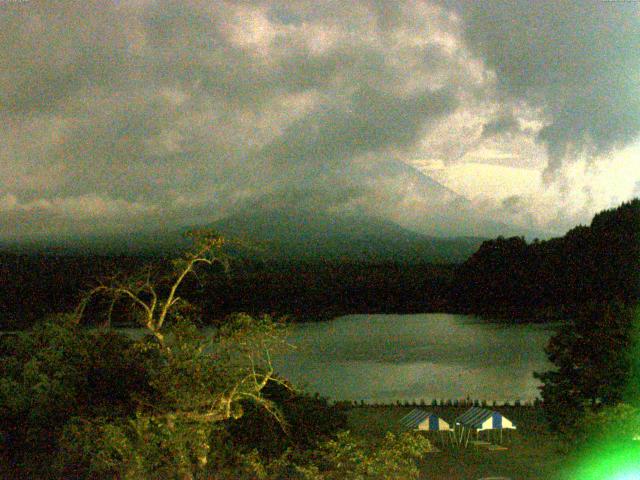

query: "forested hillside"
xmin=449 ymin=198 xmax=640 ymax=319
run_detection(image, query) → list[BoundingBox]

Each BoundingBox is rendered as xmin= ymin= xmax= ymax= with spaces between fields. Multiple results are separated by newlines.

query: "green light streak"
xmin=562 ymin=306 xmax=640 ymax=480
xmin=566 ymin=440 xmax=640 ymax=480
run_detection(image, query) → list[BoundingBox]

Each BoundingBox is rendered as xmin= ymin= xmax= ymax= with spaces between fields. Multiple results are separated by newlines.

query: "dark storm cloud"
xmin=257 ymin=86 xmax=457 ymax=172
xmin=1 ymin=0 xmax=635 ymax=241
xmin=450 ymin=0 xmax=640 ymax=171
xmin=1 ymin=0 xmax=472 ymax=240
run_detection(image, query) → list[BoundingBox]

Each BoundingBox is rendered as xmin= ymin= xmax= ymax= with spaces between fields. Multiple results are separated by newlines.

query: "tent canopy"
xmin=455 ymin=407 xmax=516 ymax=431
xmin=399 ymin=409 xmax=452 ymax=431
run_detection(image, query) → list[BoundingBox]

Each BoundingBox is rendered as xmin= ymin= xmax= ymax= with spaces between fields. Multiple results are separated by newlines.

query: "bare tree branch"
xmin=75 ymin=230 xmax=229 ymax=344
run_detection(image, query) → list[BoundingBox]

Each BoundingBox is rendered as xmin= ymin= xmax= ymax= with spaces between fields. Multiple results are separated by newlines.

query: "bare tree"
xmin=75 ymin=230 xmax=229 ymax=344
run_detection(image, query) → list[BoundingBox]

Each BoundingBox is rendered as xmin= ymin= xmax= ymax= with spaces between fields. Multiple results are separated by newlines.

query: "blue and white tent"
xmin=399 ymin=409 xmax=452 ymax=431
xmin=454 ymin=407 xmax=516 ymax=447
xmin=455 ymin=407 xmax=516 ymax=432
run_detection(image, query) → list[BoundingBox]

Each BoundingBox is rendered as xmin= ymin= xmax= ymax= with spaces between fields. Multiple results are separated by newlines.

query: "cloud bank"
xmin=0 ymin=0 xmax=638 ymax=242
xmin=452 ymin=0 xmax=640 ymax=172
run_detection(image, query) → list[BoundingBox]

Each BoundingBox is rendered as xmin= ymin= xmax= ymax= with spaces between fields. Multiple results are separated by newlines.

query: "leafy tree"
xmin=66 ymin=228 xmax=292 ymax=478
xmin=535 ymin=302 xmax=637 ymax=433
xmin=74 ymin=231 xmax=291 ymax=423
xmin=47 ymin=313 xmax=291 ymax=480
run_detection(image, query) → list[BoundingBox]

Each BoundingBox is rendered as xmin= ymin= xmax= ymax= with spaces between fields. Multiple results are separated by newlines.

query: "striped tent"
xmin=399 ymin=408 xmax=454 ymax=448
xmin=455 ymin=407 xmax=516 ymax=432
xmin=454 ymin=407 xmax=516 ymax=447
xmin=399 ymin=409 xmax=452 ymax=432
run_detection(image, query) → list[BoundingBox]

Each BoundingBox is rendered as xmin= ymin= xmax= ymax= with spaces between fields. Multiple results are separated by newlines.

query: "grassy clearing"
xmin=347 ymin=406 xmax=570 ymax=480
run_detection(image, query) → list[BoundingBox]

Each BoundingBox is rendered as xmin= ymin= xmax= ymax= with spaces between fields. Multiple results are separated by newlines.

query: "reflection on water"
xmin=272 ymin=313 xmax=556 ymax=403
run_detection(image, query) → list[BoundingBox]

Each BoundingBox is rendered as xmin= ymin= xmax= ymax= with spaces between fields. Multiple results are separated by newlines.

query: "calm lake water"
xmin=272 ymin=313 xmax=557 ymax=404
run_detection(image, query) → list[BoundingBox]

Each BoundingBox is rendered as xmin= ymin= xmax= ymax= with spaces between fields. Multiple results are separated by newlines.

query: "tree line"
xmin=449 ymin=198 xmax=640 ymax=320
xmin=0 ymin=254 xmax=454 ymax=329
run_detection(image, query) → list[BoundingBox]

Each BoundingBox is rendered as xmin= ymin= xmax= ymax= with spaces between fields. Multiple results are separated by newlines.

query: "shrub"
xmin=266 ymin=430 xmax=432 ymax=480
xmin=575 ymin=403 xmax=640 ymax=447
xmin=0 ymin=316 xmax=150 ymax=476
xmin=225 ymin=380 xmax=348 ymax=458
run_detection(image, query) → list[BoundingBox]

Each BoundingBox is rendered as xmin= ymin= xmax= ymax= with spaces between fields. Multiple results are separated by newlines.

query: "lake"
xmin=272 ymin=313 xmax=557 ymax=404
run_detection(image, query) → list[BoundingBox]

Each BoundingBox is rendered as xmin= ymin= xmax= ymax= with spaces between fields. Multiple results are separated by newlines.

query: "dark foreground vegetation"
xmin=0 ymin=199 xmax=639 ymax=478
xmin=0 ymin=315 xmax=435 ymax=479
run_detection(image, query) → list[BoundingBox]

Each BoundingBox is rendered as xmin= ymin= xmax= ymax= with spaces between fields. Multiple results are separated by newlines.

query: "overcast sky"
xmin=1 ymin=0 xmax=639 ymax=242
